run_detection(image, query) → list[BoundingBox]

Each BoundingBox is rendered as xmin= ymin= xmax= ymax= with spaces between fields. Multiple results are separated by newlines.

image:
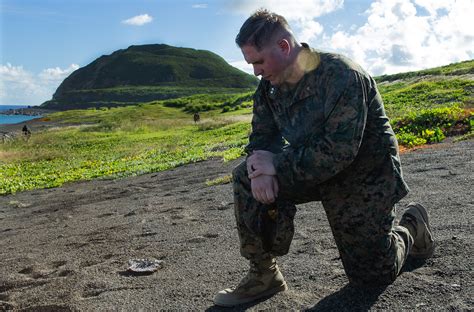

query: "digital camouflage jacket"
xmin=245 ymin=45 xmax=409 ymax=205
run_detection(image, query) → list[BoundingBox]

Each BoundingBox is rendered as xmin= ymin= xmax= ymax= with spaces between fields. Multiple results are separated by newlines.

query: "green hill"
xmin=375 ymin=60 xmax=473 ymax=118
xmin=41 ymin=44 xmax=258 ymax=110
xmin=373 ymin=60 xmax=473 ymax=147
xmin=375 ymin=59 xmax=474 ymax=83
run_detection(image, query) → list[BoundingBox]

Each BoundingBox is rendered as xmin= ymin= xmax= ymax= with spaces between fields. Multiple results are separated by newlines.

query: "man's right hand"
xmin=247 ymin=150 xmax=276 ymax=179
xmin=251 ymin=174 xmax=279 ymax=204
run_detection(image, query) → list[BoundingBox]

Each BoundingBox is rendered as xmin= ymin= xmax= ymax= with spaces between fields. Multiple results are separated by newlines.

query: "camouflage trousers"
xmin=232 ymin=161 xmax=414 ymax=286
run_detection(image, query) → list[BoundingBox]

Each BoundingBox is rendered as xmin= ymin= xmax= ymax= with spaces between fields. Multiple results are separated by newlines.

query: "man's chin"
xmin=264 ymin=76 xmax=278 ymax=86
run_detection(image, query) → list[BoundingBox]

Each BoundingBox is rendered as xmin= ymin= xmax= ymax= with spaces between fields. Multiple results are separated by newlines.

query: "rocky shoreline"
xmin=0 ymin=107 xmax=55 ymax=116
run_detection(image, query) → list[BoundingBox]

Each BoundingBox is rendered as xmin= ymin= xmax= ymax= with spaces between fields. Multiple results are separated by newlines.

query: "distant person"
xmin=22 ymin=124 xmax=31 ymax=140
xmin=214 ymin=9 xmax=434 ymax=307
xmin=193 ymin=112 xmax=200 ymax=123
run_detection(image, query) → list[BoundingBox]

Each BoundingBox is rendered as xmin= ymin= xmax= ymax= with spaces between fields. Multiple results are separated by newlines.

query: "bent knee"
xmin=338 ymin=239 xmax=400 ymax=286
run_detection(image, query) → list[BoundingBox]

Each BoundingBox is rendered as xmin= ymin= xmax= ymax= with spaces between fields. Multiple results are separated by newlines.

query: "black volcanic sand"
xmin=0 ymin=138 xmax=472 ymax=311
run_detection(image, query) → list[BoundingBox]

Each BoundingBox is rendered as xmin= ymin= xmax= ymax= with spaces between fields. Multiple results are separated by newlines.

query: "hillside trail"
xmin=0 ymin=138 xmax=472 ymax=311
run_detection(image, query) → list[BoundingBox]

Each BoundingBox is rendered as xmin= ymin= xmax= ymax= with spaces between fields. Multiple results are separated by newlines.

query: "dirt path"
xmin=0 ymin=139 xmax=472 ymax=311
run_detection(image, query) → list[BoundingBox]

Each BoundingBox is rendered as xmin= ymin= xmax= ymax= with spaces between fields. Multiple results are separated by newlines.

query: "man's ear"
xmin=277 ymin=39 xmax=291 ymax=56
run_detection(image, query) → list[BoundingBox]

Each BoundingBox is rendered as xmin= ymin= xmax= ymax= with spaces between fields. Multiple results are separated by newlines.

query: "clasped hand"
xmin=247 ymin=150 xmax=278 ymax=204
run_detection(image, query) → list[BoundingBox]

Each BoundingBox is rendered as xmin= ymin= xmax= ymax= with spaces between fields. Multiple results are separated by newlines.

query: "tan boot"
xmin=214 ymin=258 xmax=287 ymax=307
xmin=399 ymin=202 xmax=435 ymax=258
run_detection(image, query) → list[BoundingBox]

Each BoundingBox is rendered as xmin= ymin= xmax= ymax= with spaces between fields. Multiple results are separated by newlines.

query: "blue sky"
xmin=1 ymin=0 xmax=473 ymax=106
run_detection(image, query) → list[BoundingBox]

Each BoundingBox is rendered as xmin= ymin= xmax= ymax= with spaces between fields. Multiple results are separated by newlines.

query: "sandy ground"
xmin=0 ymin=138 xmax=472 ymax=311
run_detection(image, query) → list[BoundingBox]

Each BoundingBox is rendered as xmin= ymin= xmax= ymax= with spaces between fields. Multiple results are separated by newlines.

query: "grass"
xmin=43 ymin=86 xmax=255 ymax=110
xmin=375 ymin=59 xmax=474 ymax=83
xmin=1 ymin=60 xmax=473 ymax=194
xmin=379 ymin=78 xmax=473 ymax=118
xmin=161 ymin=91 xmax=253 ymax=113
xmin=0 ymin=112 xmax=251 ymax=194
xmin=454 ymin=131 xmax=474 ymax=142
xmin=206 ymin=174 xmax=233 ymax=186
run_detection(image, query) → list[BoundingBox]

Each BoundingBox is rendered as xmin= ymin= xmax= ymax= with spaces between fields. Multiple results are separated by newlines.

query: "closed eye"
xmin=249 ymin=59 xmax=263 ymax=65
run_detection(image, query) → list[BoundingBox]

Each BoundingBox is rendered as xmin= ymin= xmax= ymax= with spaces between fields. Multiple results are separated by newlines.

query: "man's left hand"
xmin=247 ymin=150 xmax=276 ymax=179
xmin=250 ymin=174 xmax=279 ymax=204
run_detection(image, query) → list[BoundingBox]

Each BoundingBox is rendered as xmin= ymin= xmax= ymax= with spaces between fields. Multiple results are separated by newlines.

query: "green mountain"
xmin=41 ymin=44 xmax=258 ymax=110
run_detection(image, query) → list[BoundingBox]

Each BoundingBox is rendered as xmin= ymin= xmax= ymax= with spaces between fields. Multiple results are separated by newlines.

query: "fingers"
xmin=250 ymin=175 xmax=278 ymax=204
xmin=247 ymin=150 xmax=276 ymax=177
xmin=257 ymin=189 xmax=274 ymax=204
xmin=247 ymin=156 xmax=277 ymax=178
xmin=252 ymin=186 xmax=273 ymax=204
xmin=251 ymin=185 xmax=257 ymax=201
xmin=248 ymin=168 xmax=263 ymax=179
xmin=247 ymin=160 xmax=254 ymax=175
xmin=265 ymin=188 xmax=275 ymax=204
xmin=248 ymin=165 xmax=276 ymax=178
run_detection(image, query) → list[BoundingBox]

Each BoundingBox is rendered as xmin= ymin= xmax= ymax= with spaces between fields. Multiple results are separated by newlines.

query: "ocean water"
xmin=0 ymin=105 xmax=41 ymax=125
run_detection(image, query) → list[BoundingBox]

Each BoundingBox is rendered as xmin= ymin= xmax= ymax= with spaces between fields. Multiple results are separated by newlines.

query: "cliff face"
xmin=41 ymin=44 xmax=258 ymax=110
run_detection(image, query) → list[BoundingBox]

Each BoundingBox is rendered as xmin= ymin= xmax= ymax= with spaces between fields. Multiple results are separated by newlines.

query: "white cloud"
xmin=39 ymin=64 xmax=80 ymax=81
xmin=413 ymin=0 xmax=453 ymax=16
xmin=227 ymin=0 xmax=473 ymax=75
xmin=122 ymin=14 xmax=153 ymax=26
xmin=192 ymin=4 xmax=208 ymax=9
xmin=0 ymin=64 xmax=30 ymax=83
xmin=324 ymin=0 xmax=474 ymax=75
xmin=0 ymin=63 xmax=79 ymax=105
xmin=298 ymin=20 xmax=324 ymax=43
xmin=227 ymin=0 xmax=343 ymax=42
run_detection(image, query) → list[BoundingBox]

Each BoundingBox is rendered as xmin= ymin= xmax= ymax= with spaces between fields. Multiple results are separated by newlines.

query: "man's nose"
xmin=253 ymin=65 xmax=262 ymax=77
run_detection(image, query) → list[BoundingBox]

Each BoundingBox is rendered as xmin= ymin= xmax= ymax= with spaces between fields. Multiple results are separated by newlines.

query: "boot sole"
xmin=214 ymin=282 xmax=288 ymax=307
xmin=406 ymin=203 xmax=435 ymax=259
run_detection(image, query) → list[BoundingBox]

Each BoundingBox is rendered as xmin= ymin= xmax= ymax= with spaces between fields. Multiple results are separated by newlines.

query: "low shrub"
xmin=393 ymin=106 xmax=472 ymax=147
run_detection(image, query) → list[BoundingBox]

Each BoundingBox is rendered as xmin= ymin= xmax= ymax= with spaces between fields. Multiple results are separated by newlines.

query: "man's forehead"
xmin=241 ymin=45 xmax=265 ymax=63
xmin=241 ymin=44 xmax=258 ymax=55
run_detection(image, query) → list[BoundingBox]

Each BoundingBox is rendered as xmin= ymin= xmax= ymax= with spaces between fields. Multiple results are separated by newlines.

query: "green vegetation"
xmin=393 ymin=106 xmax=472 ymax=147
xmin=379 ymin=78 xmax=473 ymax=118
xmin=1 ymin=60 xmax=473 ymax=194
xmin=454 ymin=131 xmax=474 ymax=142
xmin=375 ymin=59 xmax=474 ymax=83
xmin=162 ymin=92 xmax=253 ymax=113
xmin=46 ymin=92 xmax=253 ymax=125
xmin=377 ymin=67 xmax=473 ymax=147
xmin=206 ymin=174 xmax=233 ymax=186
xmin=42 ymin=86 xmax=255 ymax=111
xmin=0 ymin=104 xmax=251 ymax=194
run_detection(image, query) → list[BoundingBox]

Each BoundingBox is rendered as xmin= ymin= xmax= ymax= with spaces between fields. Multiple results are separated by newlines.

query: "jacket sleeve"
xmin=273 ymin=70 xmax=370 ymax=185
xmin=245 ymin=81 xmax=285 ymax=155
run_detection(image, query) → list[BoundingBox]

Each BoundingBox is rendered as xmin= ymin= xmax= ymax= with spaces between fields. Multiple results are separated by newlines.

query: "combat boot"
xmin=214 ymin=258 xmax=287 ymax=307
xmin=399 ymin=202 xmax=435 ymax=258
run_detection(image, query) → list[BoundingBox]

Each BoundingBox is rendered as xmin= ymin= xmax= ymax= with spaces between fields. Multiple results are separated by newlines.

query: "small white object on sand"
xmin=127 ymin=259 xmax=164 ymax=273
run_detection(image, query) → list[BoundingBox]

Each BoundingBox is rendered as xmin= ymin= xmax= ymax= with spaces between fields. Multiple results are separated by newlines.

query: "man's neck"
xmin=283 ymin=45 xmax=320 ymax=86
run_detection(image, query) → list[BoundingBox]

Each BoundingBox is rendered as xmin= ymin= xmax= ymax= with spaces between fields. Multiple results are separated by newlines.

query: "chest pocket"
xmin=270 ymin=92 xmax=326 ymax=147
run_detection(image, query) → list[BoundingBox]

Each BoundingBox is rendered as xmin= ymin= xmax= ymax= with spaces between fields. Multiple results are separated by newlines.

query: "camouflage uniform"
xmin=233 ymin=44 xmax=413 ymax=285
